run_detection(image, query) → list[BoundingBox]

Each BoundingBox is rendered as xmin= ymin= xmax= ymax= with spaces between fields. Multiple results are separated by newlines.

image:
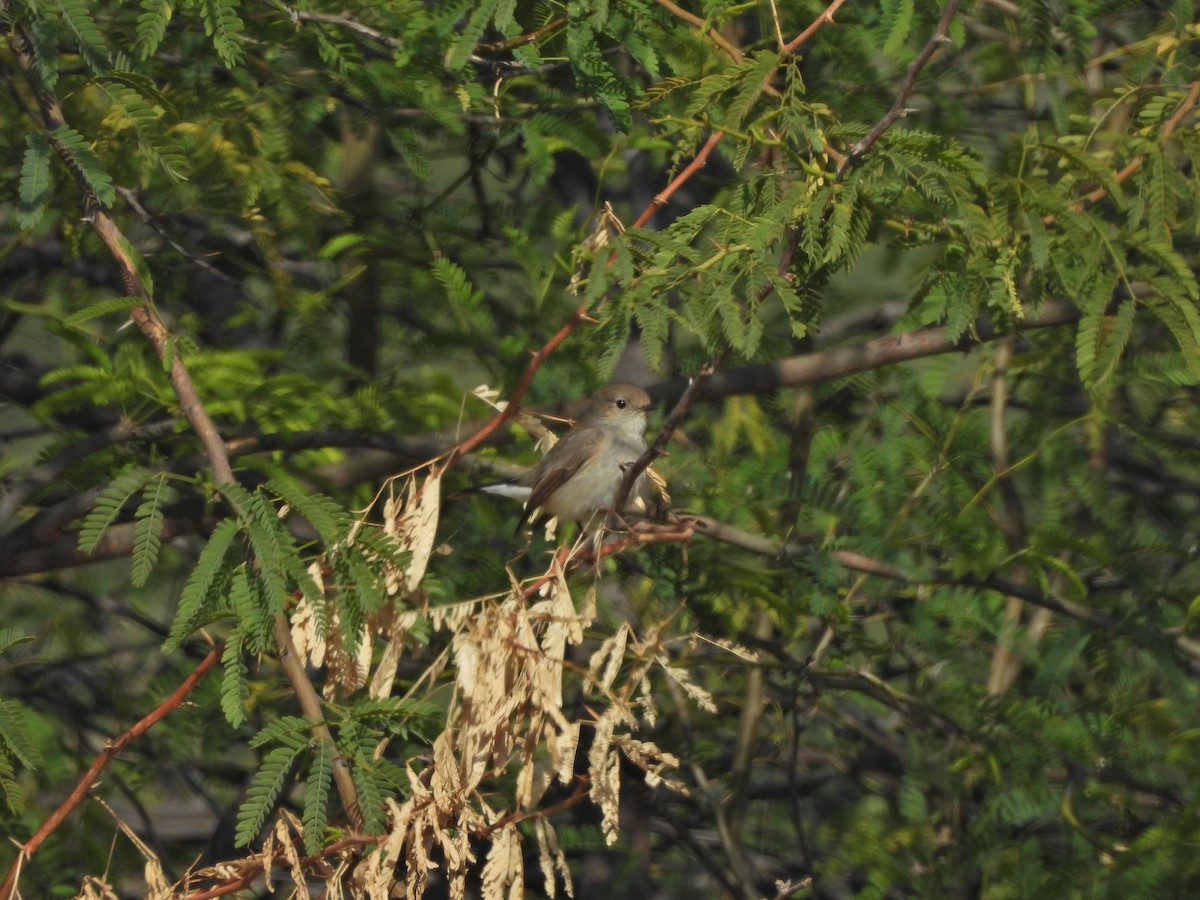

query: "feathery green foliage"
xmin=0 ymin=631 xmax=41 ymax=817
xmin=235 ymin=735 xmax=306 ymax=847
xmin=17 ymin=131 xmax=52 ymax=231
xmin=301 ymin=739 xmax=334 ymax=854
xmin=130 ymin=473 xmax=167 ymax=587
xmin=3 ymin=0 xmax=1200 ymax=895
xmin=78 ymin=466 xmax=153 ymax=554
xmin=48 ymin=124 xmax=115 ymax=208
xmin=164 ymin=517 xmax=240 ymax=652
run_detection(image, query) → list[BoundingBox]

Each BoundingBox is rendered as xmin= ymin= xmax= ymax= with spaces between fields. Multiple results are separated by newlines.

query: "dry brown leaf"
xmin=691 ymin=632 xmax=760 ymax=661
xmin=431 ymin=731 xmax=462 ymax=815
xmin=93 ymin=798 xmax=171 ymax=899
xmin=587 ymin=708 xmax=621 ymax=845
xmin=552 ymin=721 xmax=581 ymax=785
xmin=636 ymin=671 xmax=659 ymax=727
xmin=482 ymin=822 xmax=523 ymax=900
xmin=367 ymin=628 xmax=404 ymax=699
xmin=75 ymin=876 xmax=118 ymax=900
xmin=323 ymin=859 xmax=351 ymax=900
xmin=290 ymin=583 xmax=324 ymax=668
xmin=360 ymin=798 xmax=410 ymax=900
xmin=515 ymin=740 xmax=555 ymax=808
xmin=321 ymin=604 xmax=371 ymax=698
xmin=612 ymin=736 xmax=685 ymax=794
xmin=585 ymin=624 xmax=629 ymax=696
xmin=658 ymin=655 xmax=717 ymax=712
xmin=438 ymin=808 xmax=479 ymax=900
xmin=646 ymin=464 xmax=671 ymax=506
xmin=533 ymin=816 xmax=574 ymax=898
xmin=388 ymin=472 xmax=441 ymax=596
xmin=274 ymin=811 xmax=310 ymax=900
xmin=259 ymin=820 xmax=277 ymax=890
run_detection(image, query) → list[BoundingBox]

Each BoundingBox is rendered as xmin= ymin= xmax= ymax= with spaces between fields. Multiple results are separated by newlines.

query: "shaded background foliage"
xmin=2 ymin=0 xmax=1200 ymax=897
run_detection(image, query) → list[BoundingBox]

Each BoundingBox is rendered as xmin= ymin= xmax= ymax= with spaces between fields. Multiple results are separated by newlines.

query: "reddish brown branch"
xmin=439 ymin=304 xmax=593 ymax=474
xmin=477 ymin=776 xmax=592 ymax=838
xmin=631 ymin=0 xmax=857 ymax=232
xmin=780 ymin=0 xmax=851 ymax=54
xmin=0 ymin=645 xmax=223 ymax=900
xmin=1064 ymin=79 xmax=1200 ymax=215
xmin=631 ymin=131 xmax=727 ymax=230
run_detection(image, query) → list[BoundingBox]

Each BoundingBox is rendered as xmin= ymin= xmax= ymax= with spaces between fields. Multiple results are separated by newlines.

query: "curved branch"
xmin=650 ymin=301 xmax=1079 ymax=406
xmin=0 ymin=644 xmax=223 ymax=900
xmin=439 ymin=304 xmax=593 ymax=473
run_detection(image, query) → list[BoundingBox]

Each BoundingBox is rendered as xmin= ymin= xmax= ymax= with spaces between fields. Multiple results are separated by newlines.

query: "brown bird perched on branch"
xmin=479 ymin=383 xmax=655 ymax=533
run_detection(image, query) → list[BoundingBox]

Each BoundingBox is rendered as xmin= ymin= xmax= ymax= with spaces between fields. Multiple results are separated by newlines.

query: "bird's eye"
xmin=615 ymin=399 xmax=627 ymax=409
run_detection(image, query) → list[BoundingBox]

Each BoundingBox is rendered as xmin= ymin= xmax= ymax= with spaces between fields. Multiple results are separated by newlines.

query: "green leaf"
xmin=0 ymin=753 xmax=24 ymax=816
xmin=131 ymin=474 xmax=168 ymax=587
xmin=0 ymin=628 xmax=34 ymax=658
xmin=267 ymin=478 xmax=349 ymax=547
xmin=235 ymin=741 xmax=305 ymax=847
xmin=726 ymin=51 xmax=777 ymax=129
xmin=0 ymin=699 xmax=43 ymax=770
xmin=249 ymin=715 xmax=316 ymax=750
xmin=18 ymin=131 xmax=53 ymax=231
xmin=444 ymin=0 xmax=496 ymax=71
xmin=350 ymin=757 xmax=390 ymax=835
xmin=26 ymin=13 xmax=61 ymax=91
xmin=134 ymin=0 xmax=174 ymax=59
xmin=56 ymin=0 xmax=113 ymax=72
xmin=882 ymin=0 xmax=916 ymax=56
xmin=78 ymin=466 xmax=153 ymax=554
xmin=63 ymin=296 xmax=143 ymax=329
xmin=227 ymin=483 xmax=324 ymax=617
xmin=302 ymin=740 xmax=333 ymax=854
xmin=48 ymin=124 xmax=115 ymax=208
xmin=228 ymin=567 xmax=273 ymax=655
xmin=1086 ymin=300 xmax=1137 ymax=396
xmin=164 ymin=517 xmax=241 ymax=652
xmin=199 ymin=0 xmax=246 ymax=68
xmin=493 ymin=0 xmax=517 ymax=32
xmin=96 ymin=77 xmax=188 ymax=181
xmin=220 ymin=630 xmax=249 ymax=729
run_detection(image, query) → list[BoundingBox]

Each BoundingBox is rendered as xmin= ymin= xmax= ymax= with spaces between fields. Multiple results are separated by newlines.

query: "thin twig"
xmin=477 ymin=15 xmax=568 ymax=52
xmin=653 ymin=0 xmax=744 ymax=62
xmin=1062 ymin=79 xmax=1200 ymax=215
xmin=679 ymin=512 xmax=1200 ymax=666
xmin=649 ymin=301 xmax=1080 ymax=404
xmin=438 ymin=305 xmax=593 ymax=474
xmin=292 ymin=9 xmax=400 ymax=49
xmin=780 ymin=0 xmax=850 ymax=54
xmin=630 ymin=131 xmax=726 ymax=229
xmin=840 ymin=0 xmax=962 ymax=174
xmin=609 ymin=349 xmax=729 ymax=526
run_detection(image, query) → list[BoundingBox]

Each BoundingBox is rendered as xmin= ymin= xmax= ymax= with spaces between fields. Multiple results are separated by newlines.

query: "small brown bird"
xmin=481 ymin=383 xmax=655 ymax=532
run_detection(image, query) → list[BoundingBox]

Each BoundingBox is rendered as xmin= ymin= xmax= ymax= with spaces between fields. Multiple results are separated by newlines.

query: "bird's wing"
xmin=518 ymin=427 xmax=606 ymax=529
